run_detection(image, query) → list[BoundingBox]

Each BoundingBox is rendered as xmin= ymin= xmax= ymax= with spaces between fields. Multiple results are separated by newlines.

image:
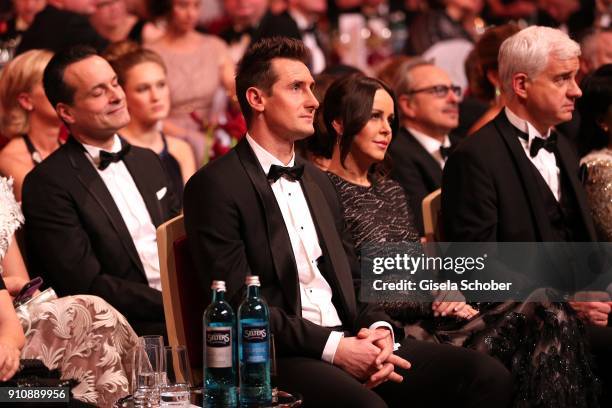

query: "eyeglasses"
xmin=406 ymin=85 xmax=462 ymax=98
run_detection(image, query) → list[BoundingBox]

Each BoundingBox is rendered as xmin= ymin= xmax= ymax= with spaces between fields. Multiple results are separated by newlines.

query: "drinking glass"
xmin=141 ymin=336 xmax=166 ymax=385
xmin=160 ymin=346 xmax=192 ymax=407
xmin=133 ymin=343 xmax=162 ymax=408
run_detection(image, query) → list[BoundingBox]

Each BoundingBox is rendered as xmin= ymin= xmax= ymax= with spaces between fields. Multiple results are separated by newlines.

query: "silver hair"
xmin=392 ymin=57 xmax=434 ymax=118
xmin=392 ymin=57 xmax=434 ymax=98
xmin=498 ymin=26 xmax=581 ymax=96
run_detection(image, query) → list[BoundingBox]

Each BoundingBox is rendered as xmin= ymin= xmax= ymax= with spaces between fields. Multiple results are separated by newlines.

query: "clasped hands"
xmin=334 ymin=328 xmax=410 ymax=389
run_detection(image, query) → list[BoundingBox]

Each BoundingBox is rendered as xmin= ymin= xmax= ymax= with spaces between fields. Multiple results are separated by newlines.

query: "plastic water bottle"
xmin=203 ymin=281 xmax=237 ymax=407
xmin=238 ymin=275 xmax=272 ymax=407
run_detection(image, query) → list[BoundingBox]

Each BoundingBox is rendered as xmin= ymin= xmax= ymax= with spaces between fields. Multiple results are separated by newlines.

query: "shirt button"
xmin=300 ymin=226 xmax=304 ymax=230
xmin=288 ymin=193 xmax=292 ymax=196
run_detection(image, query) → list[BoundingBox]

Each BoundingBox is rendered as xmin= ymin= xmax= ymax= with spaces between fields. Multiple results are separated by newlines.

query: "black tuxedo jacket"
xmin=184 ymin=138 xmax=392 ymax=359
xmin=253 ymin=11 xmax=302 ymax=42
xmin=442 ymin=111 xmax=596 ymax=243
xmin=22 ymin=137 xmax=180 ymax=333
xmin=388 ymin=127 xmax=456 ymax=235
xmin=16 ymin=5 xmax=107 ymax=55
xmin=252 ymin=11 xmax=327 ymax=72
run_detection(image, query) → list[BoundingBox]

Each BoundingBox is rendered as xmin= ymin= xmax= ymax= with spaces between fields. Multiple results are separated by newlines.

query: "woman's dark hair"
xmin=149 ymin=0 xmax=172 ymax=18
xmin=577 ymin=64 xmax=612 ymax=156
xmin=323 ymin=74 xmax=399 ymax=168
xmin=297 ymin=66 xmax=364 ymax=160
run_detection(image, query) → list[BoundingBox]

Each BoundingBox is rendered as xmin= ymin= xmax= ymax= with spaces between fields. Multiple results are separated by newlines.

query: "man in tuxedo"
xmin=22 ymin=46 xmax=180 ymax=336
xmin=16 ymin=0 xmax=107 ymax=55
xmin=219 ymin=0 xmax=268 ymax=63
xmin=184 ymin=37 xmax=512 ymax=407
xmin=253 ymin=0 xmax=327 ymax=74
xmin=389 ymin=59 xmax=461 ymax=235
xmin=442 ymin=25 xmax=612 ymax=404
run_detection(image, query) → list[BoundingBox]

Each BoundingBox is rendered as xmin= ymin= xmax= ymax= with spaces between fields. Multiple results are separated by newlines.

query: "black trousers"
xmin=276 ymin=338 xmax=513 ymax=408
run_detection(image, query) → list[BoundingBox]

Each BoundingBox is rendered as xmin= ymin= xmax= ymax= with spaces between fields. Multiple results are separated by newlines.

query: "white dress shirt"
xmin=289 ymin=9 xmax=326 ymax=75
xmin=407 ymin=127 xmax=452 ymax=169
xmin=246 ymin=135 xmax=395 ymax=362
xmin=82 ymin=135 xmax=162 ymax=290
xmin=504 ymin=107 xmax=561 ymax=201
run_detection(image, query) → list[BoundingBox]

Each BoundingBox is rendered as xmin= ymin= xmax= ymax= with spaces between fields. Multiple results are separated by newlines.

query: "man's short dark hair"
xmin=236 ymin=37 xmax=311 ymax=125
xmin=43 ymin=45 xmax=98 ymax=108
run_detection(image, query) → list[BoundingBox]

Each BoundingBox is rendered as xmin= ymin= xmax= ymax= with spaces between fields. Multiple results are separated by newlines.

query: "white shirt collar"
xmin=82 ymin=134 xmax=122 ymax=162
xmin=246 ymin=133 xmax=295 ymax=176
xmin=504 ymin=106 xmax=552 ymax=141
xmin=406 ymin=126 xmax=451 ymax=155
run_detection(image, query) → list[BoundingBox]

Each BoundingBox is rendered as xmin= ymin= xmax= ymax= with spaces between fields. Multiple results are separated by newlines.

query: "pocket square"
xmin=156 ymin=187 xmax=167 ymax=200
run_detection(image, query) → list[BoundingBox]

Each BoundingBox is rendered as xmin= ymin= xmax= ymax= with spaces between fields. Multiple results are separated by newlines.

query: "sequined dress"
xmin=0 ymin=177 xmax=139 ymax=407
xmin=328 ymin=172 xmax=600 ymax=408
xmin=582 ymin=149 xmax=612 ymax=241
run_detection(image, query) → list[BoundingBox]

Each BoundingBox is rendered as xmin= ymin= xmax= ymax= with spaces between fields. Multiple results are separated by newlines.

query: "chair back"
xmin=422 ymin=189 xmax=443 ymax=242
xmin=157 ymin=214 xmax=204 ymax=385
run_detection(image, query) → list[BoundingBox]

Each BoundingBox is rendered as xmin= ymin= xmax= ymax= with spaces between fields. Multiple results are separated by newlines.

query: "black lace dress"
xmin=328 ymin=172 xmax=600 ymax=408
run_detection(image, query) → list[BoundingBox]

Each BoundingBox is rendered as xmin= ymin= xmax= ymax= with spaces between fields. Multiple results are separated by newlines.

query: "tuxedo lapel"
xmin=65 ymin=137 xmax=145 ymax=275
xmin=493 ymin=113 xmax=556 ymax=240
xmin=121 ymin=144 xmax=164 ymax=227
xmin=235 ymin=140 xmax=300 ymax=315
xmin=298 ymin=159 xmax=355 ymax=320
xmin=402 ymin=128 xmax=444 ymax=185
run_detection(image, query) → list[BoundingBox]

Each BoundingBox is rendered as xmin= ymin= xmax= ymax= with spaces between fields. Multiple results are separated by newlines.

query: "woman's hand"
xmin=0 ymin=341 xmax=21 ymax=381
xmin=432 ymin=301 xmax=479 ymax=319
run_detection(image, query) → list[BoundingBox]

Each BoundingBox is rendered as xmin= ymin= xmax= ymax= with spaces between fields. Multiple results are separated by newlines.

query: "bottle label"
xmin=241 ymin=325 xmax=268 ymax=363
xmin=206 ymin=327 xmax=232 ymax=368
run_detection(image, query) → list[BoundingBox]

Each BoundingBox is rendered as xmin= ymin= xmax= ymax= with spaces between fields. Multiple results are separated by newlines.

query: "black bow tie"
xmin=225 ymin=26 xmax=255 ymax=43
xmin=98 ymin=143 xmax=130 ymax=170
xmin=529 ymin=134 xmax=557 ymax=158
xmin=267 ymin=164 xmax=304 ymax=182
xmin=440 ymin=145 xmax=452 ymax=160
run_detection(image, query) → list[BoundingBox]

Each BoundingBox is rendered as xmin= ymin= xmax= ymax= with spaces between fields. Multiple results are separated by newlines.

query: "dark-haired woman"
xmin=325 ymin=74 xmax=477 ymax=321
xmin=323 ymin=74 xmax=601 ymax=408
xmin=579 ymin=64 xmax=612 ymax=241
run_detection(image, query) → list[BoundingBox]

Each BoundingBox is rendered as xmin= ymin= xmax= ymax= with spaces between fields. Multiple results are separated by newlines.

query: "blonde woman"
xmin=104 ymin=42 xmax=196 ymax=202
xmin=0 ymin=49 xmax=61 ymax=200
